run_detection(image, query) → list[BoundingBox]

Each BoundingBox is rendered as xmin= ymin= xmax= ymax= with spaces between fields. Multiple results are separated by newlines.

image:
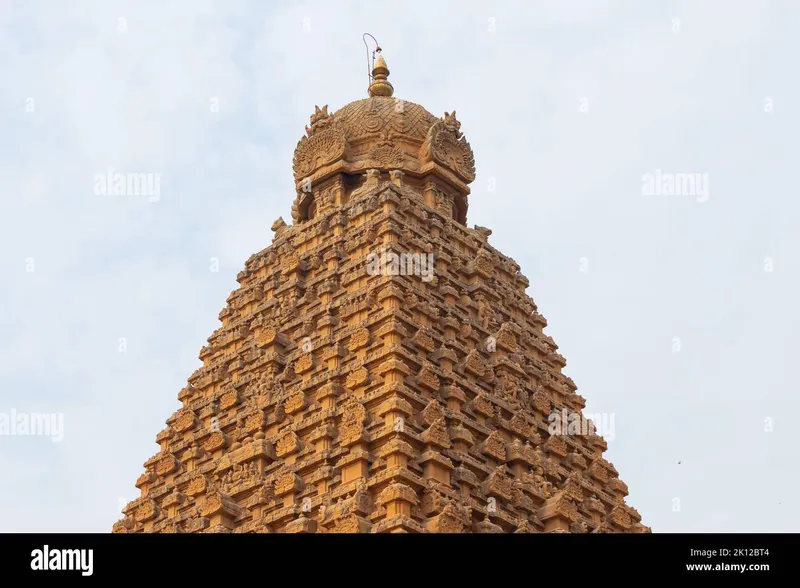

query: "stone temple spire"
xmin=368 ymin=54 xmax=393 ymax=97
xmin=114 ymin=48 xmax=649 ymax=535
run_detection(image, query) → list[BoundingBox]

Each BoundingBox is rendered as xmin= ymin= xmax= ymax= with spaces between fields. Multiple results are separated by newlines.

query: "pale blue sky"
xmin=1 ymin=0 xmax=798 ymax=532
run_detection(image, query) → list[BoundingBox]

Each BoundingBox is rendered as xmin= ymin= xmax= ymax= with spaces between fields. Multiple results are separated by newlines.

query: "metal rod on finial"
xmin=362 ymin=33 xmax=381 ymax=86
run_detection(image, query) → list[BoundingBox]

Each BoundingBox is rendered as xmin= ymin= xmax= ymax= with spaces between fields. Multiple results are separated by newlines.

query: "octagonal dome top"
xmin=292 ymin=55 xmax=476 ymax=193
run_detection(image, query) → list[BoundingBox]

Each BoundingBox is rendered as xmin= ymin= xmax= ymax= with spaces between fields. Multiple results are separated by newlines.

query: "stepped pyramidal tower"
xmin=115 ymin=52 xmax=648 ymax=534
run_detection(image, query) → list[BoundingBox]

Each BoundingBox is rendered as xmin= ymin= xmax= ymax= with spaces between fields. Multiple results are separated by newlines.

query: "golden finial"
xmin=368 ymin=54 xmax=393 ymax=97
xmin=363 ymin=33 xmax=393 ymax=97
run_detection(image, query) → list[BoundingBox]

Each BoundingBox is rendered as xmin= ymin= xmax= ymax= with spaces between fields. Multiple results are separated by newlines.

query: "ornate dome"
xmin=292 ymin=56 xmax=476 ymax=195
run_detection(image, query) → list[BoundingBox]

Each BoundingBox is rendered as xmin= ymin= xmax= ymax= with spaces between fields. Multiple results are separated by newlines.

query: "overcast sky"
xmin=1 ymin=0 xmax=797 ymax=532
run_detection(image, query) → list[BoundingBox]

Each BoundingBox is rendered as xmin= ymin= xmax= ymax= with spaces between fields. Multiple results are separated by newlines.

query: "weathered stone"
xmin=114 ymin=53 xmax=646 ymax=535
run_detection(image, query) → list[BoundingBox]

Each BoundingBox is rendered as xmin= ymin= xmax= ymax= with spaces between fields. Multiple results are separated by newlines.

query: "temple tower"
xmin=114 ymin=52 xmax=648 ymax=534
